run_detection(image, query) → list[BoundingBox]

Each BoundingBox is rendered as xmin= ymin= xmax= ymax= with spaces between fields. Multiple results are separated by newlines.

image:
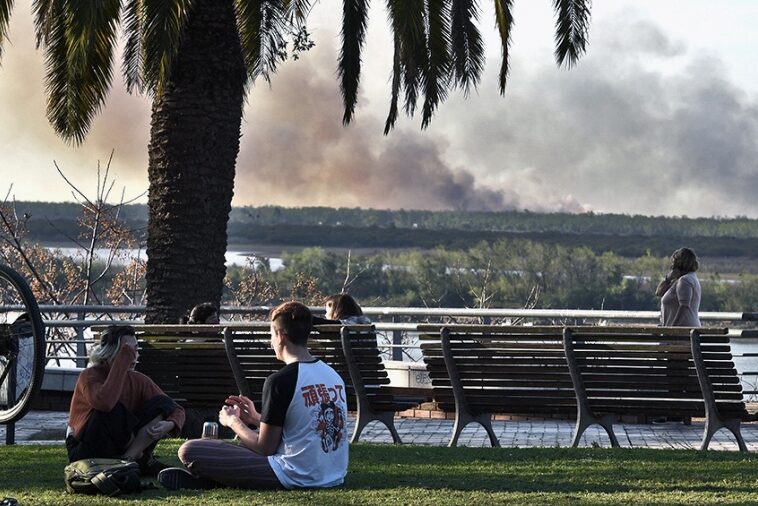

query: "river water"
xmin=50 ymin=247 xmax=284 ymax=270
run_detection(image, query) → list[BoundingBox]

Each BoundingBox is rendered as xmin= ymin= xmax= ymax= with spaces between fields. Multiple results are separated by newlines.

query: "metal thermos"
xmin=202 ymin=422 xmax=219 ymax=439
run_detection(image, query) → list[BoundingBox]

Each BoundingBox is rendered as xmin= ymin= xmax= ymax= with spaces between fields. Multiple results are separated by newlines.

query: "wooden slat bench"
xmin=91 ymin=324 xmax=236 ymax=411
xmin=419 ymin=325 xmax=575 ymax=447
xmin=221 ymin=324 xmax=353 ymax=409
xmin=224 ymin=324 xmax=422 ymax=444
xmin=563 ymin=326 xmax=754 ymax=450
xmin=340 ymin=325 xmax=425 ymax=444
xmin=222 ymin=323 xmax=283 ymax=409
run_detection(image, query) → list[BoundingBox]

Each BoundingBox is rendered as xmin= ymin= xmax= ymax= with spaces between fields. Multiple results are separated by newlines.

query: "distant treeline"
xmin=224 ymin=242 xmax=758 ymax=313
xmin=228 ymin=225 xmax=758 ymax=258
xmin=14 ymin=201 xmax=758 ymax=258
xmin=231 ymin=206 xmax=758 ymax=238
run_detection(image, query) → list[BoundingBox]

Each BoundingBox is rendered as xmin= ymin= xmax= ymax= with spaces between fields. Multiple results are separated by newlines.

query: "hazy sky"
xmin=1 ymin=1 xmax=756 ymax=217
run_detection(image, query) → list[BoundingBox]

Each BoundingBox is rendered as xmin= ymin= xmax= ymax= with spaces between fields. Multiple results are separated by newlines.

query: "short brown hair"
xmin=325 ymin=294 xmax=363 ymax=320
xmin=269 ymin=301 xmax=312 ymax=346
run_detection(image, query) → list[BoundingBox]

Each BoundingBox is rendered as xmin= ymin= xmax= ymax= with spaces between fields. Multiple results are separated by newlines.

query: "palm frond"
xmin=32 ymin=0 xmax=53 ymax=48
xmin=338 ymin=0 xmax=370 ymax=125
xmin=142 ymin=0 xmax=193 ymax=96
xmin=44 ymin=0 xmax=120 ymax=143
xmin=42 ymin=0 xmax=66 ymax=136
xmin=553 ymin=0 xmax=590 ymax=68
xmin=237 ymin=0 xmax=288 ymax=85
xmin=421 ymin=0 xmax=452 ymax=128
xmin=386 ymin=0 xmax=427 ymax=116
xmin=259 ymin=1 xmax=289 ymax=81
xmin=122 ymin=0 xmax=144 ymax=93
xmin=384 ymin=32 xmax=401 ymax=134
xmin=237 ymin=0 xmax=263 ymax=83
xmin=450 ymin=0 xmax=483 ymax=96
xmin=493 ymin=0 xmax=513 ymax=94
xmin=282 ymin=0 xmax=311 ymax=23
xmin=0 ymin=0 xmax=14 ymax=61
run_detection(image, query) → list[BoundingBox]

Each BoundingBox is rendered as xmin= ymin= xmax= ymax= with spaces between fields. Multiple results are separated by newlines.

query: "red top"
xmin=68 ymin=345 xmax=185 ymax=439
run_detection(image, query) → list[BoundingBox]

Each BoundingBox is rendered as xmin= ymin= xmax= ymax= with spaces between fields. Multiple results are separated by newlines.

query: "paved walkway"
xmin=3 ymin=411 xmax=757 ymax=451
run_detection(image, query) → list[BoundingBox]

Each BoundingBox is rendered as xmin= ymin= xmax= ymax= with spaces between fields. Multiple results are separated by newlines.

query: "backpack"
xmin=64 ymin=458 xmax=144 ymax=496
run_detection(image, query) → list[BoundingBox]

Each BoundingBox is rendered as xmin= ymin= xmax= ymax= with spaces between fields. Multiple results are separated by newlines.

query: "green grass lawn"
xmin=1 ymin=441 xmax=757 ymax=505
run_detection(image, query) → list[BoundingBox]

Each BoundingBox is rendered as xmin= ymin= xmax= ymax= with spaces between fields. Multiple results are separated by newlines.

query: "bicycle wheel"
xmin=0 ymin=264 xmax=46 ymax=424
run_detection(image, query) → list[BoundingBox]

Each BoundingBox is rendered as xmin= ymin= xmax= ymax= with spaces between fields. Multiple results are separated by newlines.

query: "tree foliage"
xmin=222 ymin=241 xmax=758 ymax=313
xmin=0 ymin=0 xmax=310 ymax=143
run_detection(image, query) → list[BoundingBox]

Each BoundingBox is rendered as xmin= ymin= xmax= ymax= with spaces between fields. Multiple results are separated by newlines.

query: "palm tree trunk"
xmin=145 ymin=0 xmax=245 ymax=323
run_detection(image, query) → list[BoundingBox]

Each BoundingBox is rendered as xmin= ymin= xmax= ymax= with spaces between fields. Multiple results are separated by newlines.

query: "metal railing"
xmin=25 ymin=303 xmax=757 ymax=352
xmin=25 ymin=305 xmax=758 ymax=397
xmin=5 ymin=303 xmax=757 ymax=400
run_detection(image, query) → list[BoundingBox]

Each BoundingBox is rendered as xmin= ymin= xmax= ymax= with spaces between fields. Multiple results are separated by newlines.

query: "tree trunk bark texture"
xmin=145 ymin=0 xmax=245 ymax=323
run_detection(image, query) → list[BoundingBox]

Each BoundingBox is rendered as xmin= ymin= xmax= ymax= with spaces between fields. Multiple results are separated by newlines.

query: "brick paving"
xmin=3 ymin=411 xmax=757 ymax=451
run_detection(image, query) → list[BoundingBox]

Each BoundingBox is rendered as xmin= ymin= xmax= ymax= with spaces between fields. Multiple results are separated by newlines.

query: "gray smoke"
xmin=438 ymin=10 xmax=758 ymax=216
xmin=236 ymin=43 xmax=528 ymax=212
xmin=2 ymin=6 xmax=757 ymax=217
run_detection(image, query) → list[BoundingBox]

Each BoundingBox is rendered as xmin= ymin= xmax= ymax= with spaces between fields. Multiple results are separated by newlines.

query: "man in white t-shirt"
xmin=158 ymin=301 xmax=349 ymax=490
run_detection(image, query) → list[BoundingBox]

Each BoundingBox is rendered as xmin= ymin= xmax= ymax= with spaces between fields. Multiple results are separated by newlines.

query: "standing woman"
xmin=656 ymin=248 xmax=701 ymax=327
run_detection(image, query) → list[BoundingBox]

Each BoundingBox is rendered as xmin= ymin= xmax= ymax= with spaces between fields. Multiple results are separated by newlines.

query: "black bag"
xmin=64 ymin=458 xmax=144 ymax=496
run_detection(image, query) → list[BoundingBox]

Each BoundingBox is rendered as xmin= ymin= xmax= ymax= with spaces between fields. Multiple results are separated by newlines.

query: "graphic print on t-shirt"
xmin=301 ymin=382 xmax=347 ymax=453
xmin=316 ymin=400 xmax=346 ymax=452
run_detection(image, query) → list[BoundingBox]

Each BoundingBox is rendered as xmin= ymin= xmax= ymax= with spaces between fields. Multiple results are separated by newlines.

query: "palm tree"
xmin=0 ymin=0 xmax=590 ymax=323
xmin=0 ymin=0 xmax=308 ymax=322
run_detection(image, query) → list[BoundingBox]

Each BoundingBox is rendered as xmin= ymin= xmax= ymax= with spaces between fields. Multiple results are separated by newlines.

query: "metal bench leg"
xmin=699 ymin=416 xmax=747 ymax=452
xmin=351 ymin=407 xmax=403 ymax=444
xmin=724 ymin=419 xmax=748 ymax=452
xmin=599 ymin=414 xmax=620 ymax=448
xmin=450 ymin=411 xmax=498 ymax=447
xmin=378 ymin=411 xmax=403 ymax=444
xmin=700 ymin=416 xmax=719 ymax=451
xmin=449 ymin=410 xmax=470 ymax=447
xmin=475 ymin=413 xmax=500 ymax=448
xmin=571 ymin=406 xmax=618 ymax=448
xmin=350 ymin=406 xmax=371 ymax=444
xmin=571 ymin=405 xmax=594 ymax=448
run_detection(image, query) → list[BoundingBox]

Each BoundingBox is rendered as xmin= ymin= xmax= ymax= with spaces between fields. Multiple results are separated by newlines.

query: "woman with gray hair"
xmin=656 ymin=247 xmax=701 ymax=327
xmin=66 ymin=325 xmax=185 ymax=476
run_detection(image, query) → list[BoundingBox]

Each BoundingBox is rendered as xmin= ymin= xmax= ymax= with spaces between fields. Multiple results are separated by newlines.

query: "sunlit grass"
xmin=1 ymin=441 xmax=756 ymax=505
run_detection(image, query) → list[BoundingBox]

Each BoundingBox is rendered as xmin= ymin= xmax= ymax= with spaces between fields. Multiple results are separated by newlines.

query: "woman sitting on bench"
xmin=313 ymin=293 xmax=371 ymax=325
xmin=66 ymin=325 xmax=185 ymax=476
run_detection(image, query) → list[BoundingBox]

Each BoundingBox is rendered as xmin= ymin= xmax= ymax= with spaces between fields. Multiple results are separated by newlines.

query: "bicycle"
xmin=0 ymin=264 xmax=46 ymax=425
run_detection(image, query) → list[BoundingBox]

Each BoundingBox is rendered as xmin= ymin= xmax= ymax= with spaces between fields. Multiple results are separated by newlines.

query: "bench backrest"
xmin=563 ymin=326 xmax=740 ymax=417
xmin=341 ymin=325 xmax=422 ymax=412
xmin=224 ymin=324 xmax=358 ymax=410
xmin=222 ymin=324 xmax=280 ymax=406
xmin=127 ymin=325 xmax=237 ymax=410
xmin=691 ymin=328 xmax=747 ymax=419
xmin=419 ymin=325 xmax=575 ymax=416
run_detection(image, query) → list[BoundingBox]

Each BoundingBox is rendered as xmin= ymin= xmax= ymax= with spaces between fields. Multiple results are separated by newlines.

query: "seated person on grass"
xmin=157 ymin=301 xmax=349 ymax=490
xmin=66 ymin=325 xmax=185 ymax=476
